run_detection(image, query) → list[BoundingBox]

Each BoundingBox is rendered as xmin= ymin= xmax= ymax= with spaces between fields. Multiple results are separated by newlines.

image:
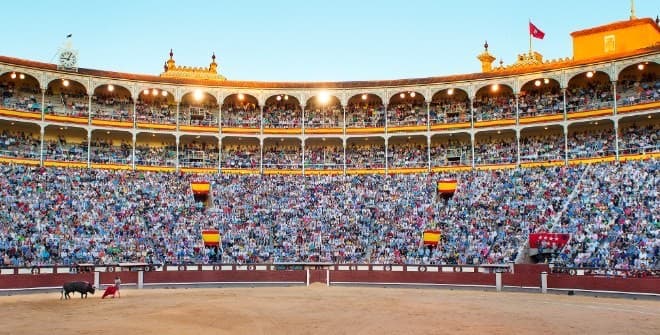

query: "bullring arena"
xmin=1 ymin=2 xmax=660 ymax=334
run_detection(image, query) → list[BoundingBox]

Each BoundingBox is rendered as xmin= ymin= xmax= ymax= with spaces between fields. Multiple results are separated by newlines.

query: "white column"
xmin=132 ymin=133 xmax=136 ymax=170
xmin=175 ymin=136 xmax=180 ymax=171
xmin=259 ymin=138 xmax=264 ymax=174
xmin=495 ymin=272 xmax=502 ymax=292
xmin=540 ymin=271 xmax=548 ymax=294
xmin=563 ymin=125 xmax=569 ymax=166
xmin=562 ymin=88 xmax=567 ymax=121
xmin=514 ymin=93 xmax=520 ymax=125
xmin=218 ymin=137 xmax=222 ymax=173
xmin=175 ymin=101 xmax=180 ymax=131
xmin=342 ymin=139 xmax=347 ymax=176
xmin=39 ymin=126 xmax=45 ymax=166
xmin=384 ymin=137 xmax=389 ymax=174
xmin=88 ymin=94 xmax=92 ymax=125
xmin=41 ymin=89 xmax=46 ymax=121
xmin=611 ymin=81 xmax=618 ymax=116
xmin=614 ymin=119 xmax=620 ymax=161
xmin=87 ymin=129 xmax=91 ymax=168
xmin=301 ymin=139 xmax=305 ymax=175
xmin=470 ymin=132 xmax=476 ymax=169
xmin=516 ymin=129 xmax=521 ymax=167
xmin=138 ymin=270 xmax=144 ymax=289
xmin=427 ymin=135 xmax=431 ymax=172
xmin=94 ymin=271 xmax=100 ymax=289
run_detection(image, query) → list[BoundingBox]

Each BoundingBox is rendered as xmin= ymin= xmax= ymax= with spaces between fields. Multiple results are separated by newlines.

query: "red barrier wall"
xmin=330 ymin=271 xmax=495 ymax=286
xmin=548 ymin=274 xmax=660 ymax=294
xmin=144 ymin=270 xmax=306 ymax=284
xmin=0 ymin=273 xmax=93 ymax=290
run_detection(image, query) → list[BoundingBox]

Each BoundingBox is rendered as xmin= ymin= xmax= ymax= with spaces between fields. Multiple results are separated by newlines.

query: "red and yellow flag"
xmin=423 ymin=230 xmax=441 ymax=246
xmin=202 ymin=229 xmax=220 ymax=246
xmin=437 ymin=179 xmax=457 ymax=195
xmin=191 ymin=181 xmax=211 ymax=195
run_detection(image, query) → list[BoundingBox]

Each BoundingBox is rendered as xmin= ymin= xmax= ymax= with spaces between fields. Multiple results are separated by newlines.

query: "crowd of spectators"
xmin=305 ymin=105 xmax=343 ymax=128
xmin=135 ymin=101 xmax=176 ymax=124
xmin=0 ymin=129 xmax=40 ymax=159
xmin=134 ymin=144 xmax=176 ymax=166
xmin=430 ymin=100 xmax=470 ymax=124
xmin=618 ymin=123 xmax=659 ymax=155
xmin=44 ymin=94 xmax=88 ymax=118
xmin=0 ymin=160 xmax=657 ymax=269
xmin=263 ymin=145 xmax=302 ymax=169
xmin=568 ymin=127 xmax=616 ymax=159
xmin=430 ymin=139 xmax=472 ymax=167
xmin=518 ymin=91 xmax=563 ymax=118
xmin=520 ymin=133 xmax=565 ymax=163
xmin=617 ymin=77 xmax=660 ymax=107
xmin=388 ymin=142 xmax=427 ymax=168
xmin=474 ymin=137 xmax=517 ymax=165
xmin=565 ymin=83 xmax=613 ymax=113
xmin=304 ymin=145 xmax=343 ymax=170
xmin=345 ymin=143 xmax=385 ymax=169
xmin=346 ymin=104 xmax=385 ymax=128
xmin=179 ymin=105 xmax=219 ymax=127
xmin=44 ymin=136 xmax=87 ymax=162
xmin=263 ymin=106 xmax=301 ymax=128
xmin=90 ymin=138 xmax=131 ymax=164
xmin=473 ymin=96 xmax=515 ymax=121
xmin=179 ymin=141 xmax=219 ymax=168
xmin=387 ymin=104 xmax=427 ymax=126
xmin=222 ymin=103 xmax=260 ymax=128
xmin=91 ymin=95 xmax=133 ymax=122
xmin=221 ymin=144 xmax=259 ymax=169
xmin=0 ymin=83 xmax=41 ymax=113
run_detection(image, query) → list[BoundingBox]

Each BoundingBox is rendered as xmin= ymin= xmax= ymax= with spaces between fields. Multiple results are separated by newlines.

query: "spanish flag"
xmin=437 ymin=179 xmax=457 ymax=195
xmin=191 ymin=181 xmax=211 ymax=195
xmin=423 ymin=230 xmax=441 ymax=246
xmin=202 ymin=229 xmax=220 ymax=247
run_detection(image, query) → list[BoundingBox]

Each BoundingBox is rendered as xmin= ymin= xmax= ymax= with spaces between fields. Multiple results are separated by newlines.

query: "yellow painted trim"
xmin=346 ymin=168 xmax=386 ymax=175
xmin=520 ymin=160 xmax=565 ymax=168
xmin=617 ymin=101 xmax=660 ymax=114
xmin=90 ymin=119 xmax=133 ymax=128
xmin=566 ymin=108 xmax=613 ymax=120
xmin=304 ymin=128 xmax=343 ymax=134
xmin=90 ymin=163 xmax=132 ymax=170
xmin=263 ymin=169 xmax=303 ymax=175
xmin=135 ymin=165 xmax=176 ymax=172
xmin=221 ymin=127 xmax=260 ymax=134
xmin=519 ymin=114 xmax=564 ymax=124
xmin=568 ymin=156 xmax=616 ymax=165
xmin=430 ymin=122 xmax=471 ymax=131
xmin=475 ymin=163 xmax=517 ymax=170
xmin=180 ymin=167 xmax=218 ymax=174
xmin=431 ymin=165 xmax=472 ymax=172
xmin=44 ymin=160 xmax=87 ymax=168
xmin=136 ymin=123 xmax=176 ymax=130
xmin=0 ymin=157 xmax=40 ymax=165
xmin=44 ymin=115 xmax=88 ymax=124
xmin=473 ymin=119 xmax=516 ymax=128
xmin=388 ymin=167 xmax=428 ymax=174
xmin=387 ymin=125 xmax=427 ymax=133
xmin=304 ymin=169 xmax=343 ymax=175
xmin=179 ymin=125 xmax=219 ymax=133
xmin=619 ymin=152 xmax=660 ymax=161
xmin=220 ymin=168 xmax=260 ymax=175
xmin=263 ymin=128 xmax=302 ymax=135
xmin=346 ymin=127 xmax=386 ymax=134
xmin=0 ymin=109 xmax=41 ymax=120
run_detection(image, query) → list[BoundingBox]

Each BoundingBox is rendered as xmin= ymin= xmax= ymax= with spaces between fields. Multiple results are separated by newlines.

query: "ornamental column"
xmin=470 ymin=132 xmax=476 ymax=169
xmin=427 ymin=135 xmax=431 ymax=172
xmin=175 ymin=136 xmax=180 ymax=172
xmin=301 ymin=139 xmax=305 ymax=175
xmin=384 ymin=136 xmax=389 ymax=174
xmin=259 ymin=137 xmax=264 ymax=174
xmin=563 ymin=124 xmax=569 ymax=166
xmin=342 ymin=138 xmax=347 ymax=176
xmin=613 ymin=119 xmax=620 ymax=161
xmin=86 ymin=129 xmax=92 ymax=168
xmin=611 ymin=80 xmax=618 ymax=116
xmin=515 ymin=129 xmax=521 ymax=167
xmin=41 ymin=88 xmax=46 ymax=121
xmin=39 ymin=126 xmax=45 ymax=166
xmin=131 ymin=132 xmax=136 ymax=170
xmin=562 ymin=88 xmax=567 ymax=121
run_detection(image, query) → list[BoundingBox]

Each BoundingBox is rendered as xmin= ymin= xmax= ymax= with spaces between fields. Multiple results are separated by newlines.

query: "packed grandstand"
xmin=0 ymin=16 xmax=658 ymax=274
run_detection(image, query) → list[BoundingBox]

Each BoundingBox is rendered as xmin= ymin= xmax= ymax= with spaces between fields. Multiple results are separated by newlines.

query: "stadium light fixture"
xmin=447 ymin=88 xmax=454 ymax=95
xmin=10 ymin=72 xmax=16 ymax=79
xmin=62 ymin=79 xmax=70 ymax=87
xmin=318 ymin=91 xmax=330 ymax=104
xmin=534 ymin=80 xmax=541 ymax=87
xmin=238 ymin=93 xmax=245 ymax=101
xmin=399 ymin=93 xmax=405 ymax=99
xmin=106 ymin=131 xmax=110 ymax=134
xmin=361 ymin=94 xmax=367 ymax=100
xmin=410 ymin=92 xmax=416 ymax=98
xmin=276 ymin=95 xmax=282 ymax=101
xmin=152 ymin=89 xmax=159 ymax=96
xmin=491 ymin=84 xmax=499 ymax=92
xmin=161 ymin=91 xmax=168 ymax=97
xmin=586 ymin=71 xmax=594 ymax=78
xmin=19 ymin=73 xmax=25 ymax=80
xmin=637 ymin=64 xmax=645 ymax=70
xmin=143 ymin=89 xmax=150 ymax=95
xmin=543 ymin=78 xmax=550 ymax=84
xmin=193 ymin=89 xmax=204 ymax=101
xmin=107 ymin=85 xmax=114 ymax=92
xmin=647 ymin=115 xmax=652 ymax=119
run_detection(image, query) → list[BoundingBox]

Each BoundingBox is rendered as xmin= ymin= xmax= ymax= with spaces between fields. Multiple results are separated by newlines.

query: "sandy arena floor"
xmin=0 ymin=285 xmax=658 ymax=335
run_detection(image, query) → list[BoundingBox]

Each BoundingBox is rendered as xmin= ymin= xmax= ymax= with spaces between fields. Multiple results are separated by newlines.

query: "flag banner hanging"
xmin=191 ymin=181 xmax=211 ymax=195
xmin=202 ymin=229 xmax=220 ymax=246
xmin=528 ymin=233 xmax=569 ymax=249
xmin=529 ymin=21 xmax=545 ymax=39
xmin=437 ymin=179 xmax=457 ymax=195
xmin=423 ymin=230 xmax=441 ymax=246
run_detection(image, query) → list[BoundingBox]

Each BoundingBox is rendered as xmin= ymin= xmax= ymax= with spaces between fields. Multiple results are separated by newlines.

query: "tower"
xmin=477 ymin=41 xmax=496 ymax=73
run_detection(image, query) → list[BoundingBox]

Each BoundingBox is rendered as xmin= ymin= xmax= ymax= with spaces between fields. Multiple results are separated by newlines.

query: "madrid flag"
xmin=529 ymin=21 xmax=545 ymax=39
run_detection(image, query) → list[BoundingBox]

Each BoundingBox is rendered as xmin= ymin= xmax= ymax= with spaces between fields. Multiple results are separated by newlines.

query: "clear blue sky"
xmin=1 ymin=0 xmax=656 ymax=81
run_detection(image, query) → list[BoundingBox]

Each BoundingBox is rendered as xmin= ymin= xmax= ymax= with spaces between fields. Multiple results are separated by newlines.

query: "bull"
xmin=61 ymin=281 xmax=95 ymax=299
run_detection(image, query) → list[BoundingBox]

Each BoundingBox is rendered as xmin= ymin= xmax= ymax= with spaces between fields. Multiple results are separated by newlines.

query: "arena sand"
xmin=0 ymin=285 xmax=658 ymax=335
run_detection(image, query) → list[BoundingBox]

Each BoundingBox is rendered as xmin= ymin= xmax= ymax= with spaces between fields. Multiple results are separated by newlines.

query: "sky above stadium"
xmin=1 ymin=0 xmax=656 ymax=82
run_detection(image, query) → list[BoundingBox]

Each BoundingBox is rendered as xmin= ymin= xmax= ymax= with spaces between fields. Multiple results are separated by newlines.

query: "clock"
xmin=59 ymin=50 xmax=78 ymax=69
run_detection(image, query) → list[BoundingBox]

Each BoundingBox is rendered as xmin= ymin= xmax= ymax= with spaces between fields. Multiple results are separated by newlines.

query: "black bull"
xmin=61 ymin=281 xmax=96 ymax=299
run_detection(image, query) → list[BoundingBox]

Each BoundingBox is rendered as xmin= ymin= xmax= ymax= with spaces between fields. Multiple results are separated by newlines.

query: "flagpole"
xmin=529 ymin=19 xmax=532 ymax=56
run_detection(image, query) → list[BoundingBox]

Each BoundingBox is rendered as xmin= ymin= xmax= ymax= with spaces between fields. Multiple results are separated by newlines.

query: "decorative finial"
xmin=169 ymin=49 xmax=174 ymax=59
xmin=212 ymin=52 xmax=216 ymax=62
xmin=484 ymin=40 xmax=489 ymax=51
xmin=499 ymin=59 xmax=504 ymax=67
xmin=656 ymin=15 xmax=659 ymax=25
xmin=164 ymin=62 xmax=168 ymax=72
xmin=630 ymin=0 xmax=636 ymax=20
